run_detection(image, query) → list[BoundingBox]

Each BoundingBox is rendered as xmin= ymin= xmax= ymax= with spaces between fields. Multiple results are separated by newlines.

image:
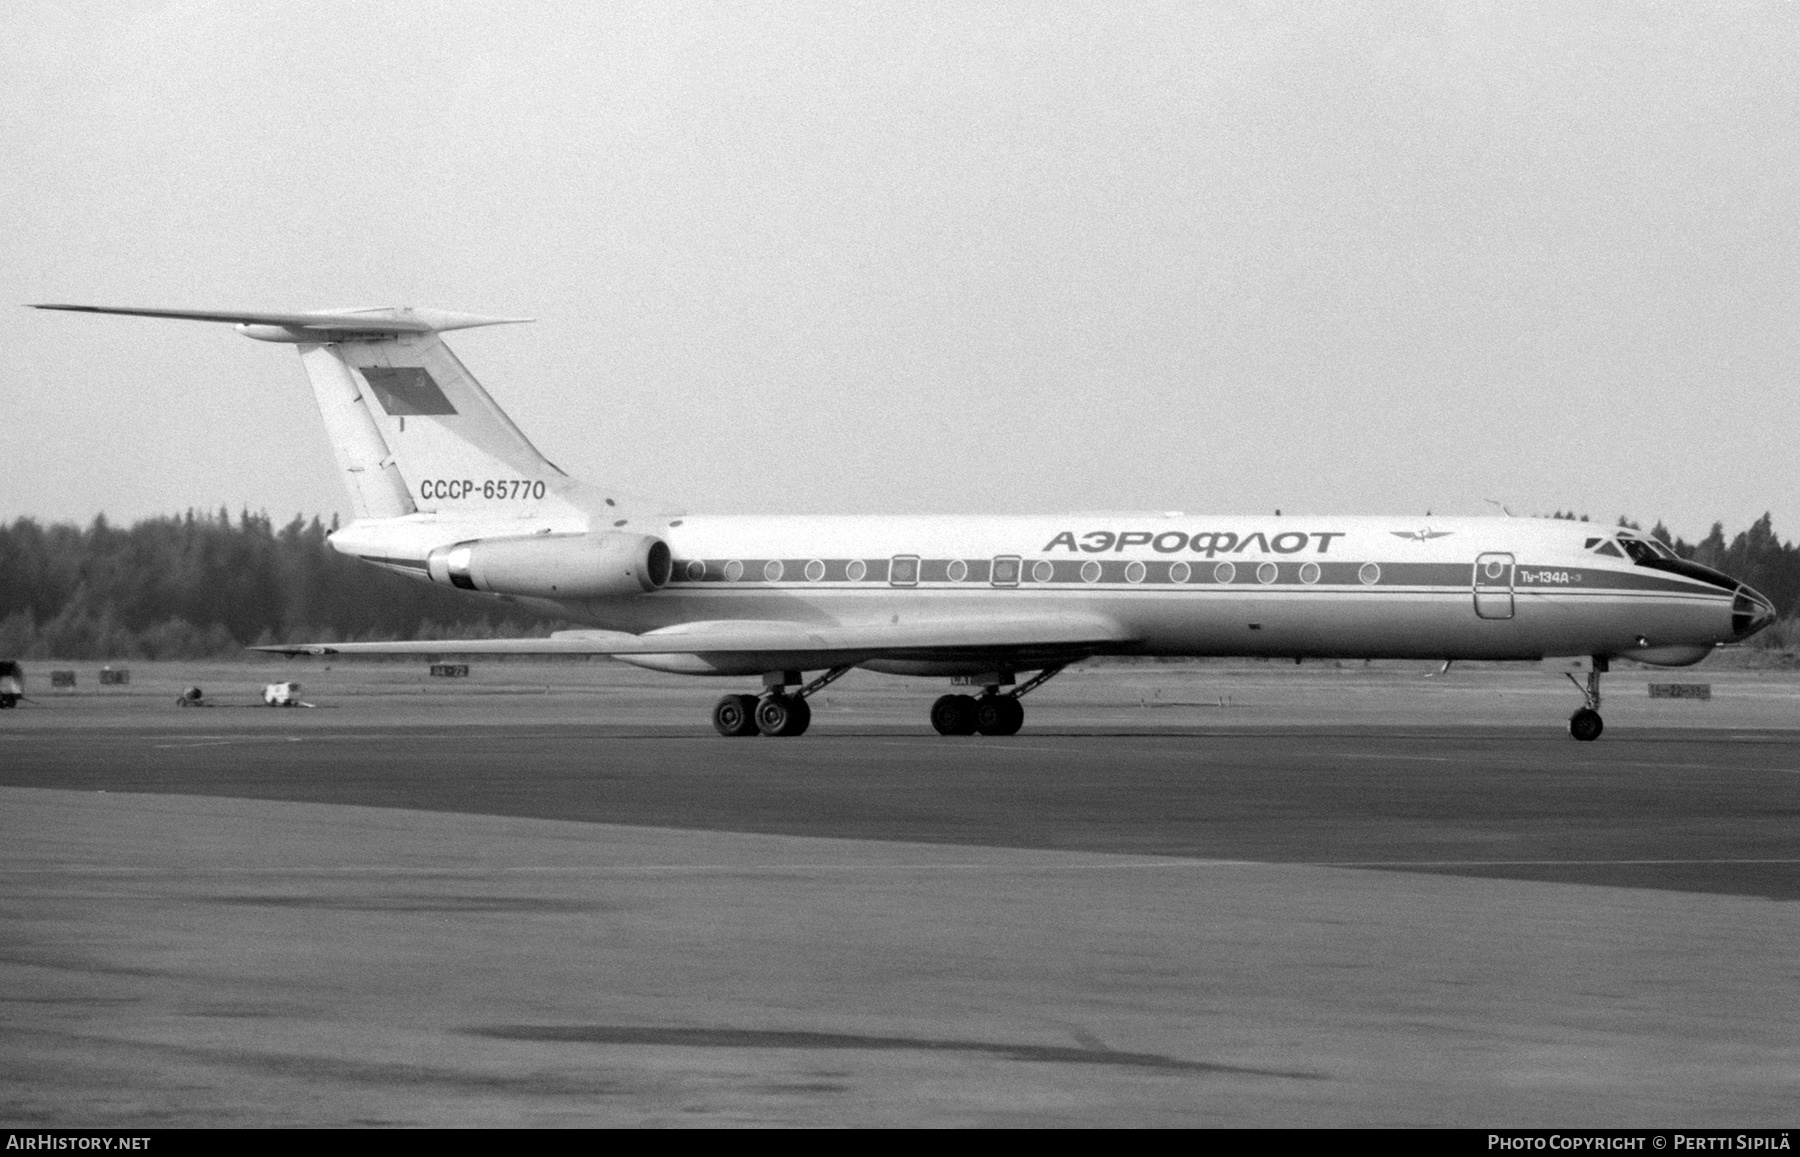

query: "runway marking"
xmin=0 ymin=861 xmax=1263 ymax=876
xmin=1558 ymin=759 xmax=1800 ymax=774
xmin=151 ymin=737 xmax=309 ymax=748
xmin=466 ymin=1023 xmax=1324 ymax=1078
xmin=1333 ymin=754 xmax=1790 ymax=774
xmin=10 ymin=858 xmax=1800 ymax=877
xmin=1316 ymin=858 xmax=1800 ymax=867
xmin=867 ymin=740 xmax=1078 ymax=755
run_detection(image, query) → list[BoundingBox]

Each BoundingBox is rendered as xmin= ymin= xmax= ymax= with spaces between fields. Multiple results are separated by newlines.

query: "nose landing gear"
xmin=1565 ymin=657 xmax=1607 ymax=741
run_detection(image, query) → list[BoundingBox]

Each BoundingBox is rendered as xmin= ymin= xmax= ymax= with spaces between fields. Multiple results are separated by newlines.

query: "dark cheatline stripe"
xmin=666 ymin=557 xmax=1719 ymax=596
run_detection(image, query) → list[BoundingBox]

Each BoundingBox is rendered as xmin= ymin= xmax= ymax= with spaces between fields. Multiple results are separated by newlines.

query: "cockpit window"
xmin=1611 ymin=532 xmax=1738 ymax=592
xmin=1615 ymin=534 xmax=1677 ymax=564
xmin=1593 ymin=540 xmax=1623 ymax=558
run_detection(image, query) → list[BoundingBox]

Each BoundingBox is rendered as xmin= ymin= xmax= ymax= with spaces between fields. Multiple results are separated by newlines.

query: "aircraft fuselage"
xmin=333 ymin=513 xmax=1762 ymax=676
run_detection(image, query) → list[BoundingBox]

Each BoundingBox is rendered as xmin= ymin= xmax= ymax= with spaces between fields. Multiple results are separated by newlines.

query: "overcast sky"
xmin=3 ymin=1 xmax=1795 ymax=541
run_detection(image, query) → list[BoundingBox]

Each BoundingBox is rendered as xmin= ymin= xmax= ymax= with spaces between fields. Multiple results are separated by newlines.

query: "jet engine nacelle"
xmin=427 ymin=532 xmax=671 ymax=598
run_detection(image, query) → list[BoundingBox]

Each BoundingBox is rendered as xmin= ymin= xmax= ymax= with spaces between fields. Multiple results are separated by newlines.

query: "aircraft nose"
xmin=1732 ymin=584 xmax=1779 ymax=641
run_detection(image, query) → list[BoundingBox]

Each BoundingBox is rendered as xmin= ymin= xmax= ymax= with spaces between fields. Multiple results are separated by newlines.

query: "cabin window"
xmin=889 ymin=555 xmax=919 ymax=586
xmin=1299 ymin=562 xmax=1320 ymax=584
xmin=1359 ymin=562 xmax=1381 ymax=585
xmin=685 ymin=560 xmax=707 ymax=581
xmin=946 ymin=559 xmax=968 ymax=582
xmin=724 ymin=560 xmax=744 ymax=581
xmin=1032 ymin=560 xmax=1055 ymax=583
xmin=1125 ymin=561 xmax=1146 ymax=584
xmin=804 ymin=559 xmax=826 ymax=582
xmin=1080 ymin=560 xmax=1102 ymax=583
xmin=1214 ymin=561 xmax=1236 ymax=584
xmin=763 ymin=559 xmax=785 ymax=582
xmin=1256 ymin=562 xmax=1278 ymax=584
xmin=1169 ymin=561 xmax=1191 ymax=583
xmin=991 ymin=556 xmax=1020 ymax=587
xmin=846 ymin=559 xmax=868 ymax=582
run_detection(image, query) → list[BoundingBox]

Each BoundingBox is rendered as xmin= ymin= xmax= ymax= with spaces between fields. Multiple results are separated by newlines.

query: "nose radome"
xmin=1732 ymin=585 xmax=1779 ymax=640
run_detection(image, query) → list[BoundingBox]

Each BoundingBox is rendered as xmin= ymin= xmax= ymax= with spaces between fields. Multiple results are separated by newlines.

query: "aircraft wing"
xmin=251 ymin=615 xmax=1137 ymax=666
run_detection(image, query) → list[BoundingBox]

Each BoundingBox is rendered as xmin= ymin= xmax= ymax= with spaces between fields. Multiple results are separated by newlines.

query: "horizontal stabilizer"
xmin=29 ymin=303 xmax=531 ymax=335
xmin=251 ymin=615 xmax=1135 ymax=660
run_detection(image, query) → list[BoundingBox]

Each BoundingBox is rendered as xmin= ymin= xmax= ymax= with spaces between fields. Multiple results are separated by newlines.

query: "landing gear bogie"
xmin=714 ymin=667 xmax=849 ymax=737
xmin=929 ymin=665 xmax=1062 ymax=736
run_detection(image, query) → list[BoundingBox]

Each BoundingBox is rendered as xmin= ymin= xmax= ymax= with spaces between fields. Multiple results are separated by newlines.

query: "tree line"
xmin=0 ymin=510 xmax=566 ymax=660
xmin=0 ymin=508 xmax=1794 ymax=660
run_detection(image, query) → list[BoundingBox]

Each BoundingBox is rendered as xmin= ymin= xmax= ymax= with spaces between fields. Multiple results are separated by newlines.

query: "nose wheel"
xmin=1565 ymin=658 xmax=1608 ymax=742
xmin=1568 ymin=708 xmax=1604 ymax=742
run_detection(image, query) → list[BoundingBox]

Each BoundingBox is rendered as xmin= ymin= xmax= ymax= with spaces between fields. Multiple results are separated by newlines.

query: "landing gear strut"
xmin=712 ymin=666 xmax=852 ymax=738
xmin=930 ymin=665 xmax=1064 ymax=736
xmin=1565 ymin=657 xmax=1607 ymax=742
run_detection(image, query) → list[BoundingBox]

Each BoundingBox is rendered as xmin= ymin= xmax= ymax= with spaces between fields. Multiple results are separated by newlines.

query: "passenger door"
xmin=1473 ymin=552 xmax=1515 ymax=620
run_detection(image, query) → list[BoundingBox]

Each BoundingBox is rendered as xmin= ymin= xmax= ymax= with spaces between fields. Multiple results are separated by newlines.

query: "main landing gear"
xmin=711 ymin=664 xmax=1068 ymax=738
xmin=1565 ymin=657 xmax=1607 ymax=742
xmin=930 ymin=665 xmax=1065 ymax=737
xmin=712 ymin=666 xmax=851 ymax=738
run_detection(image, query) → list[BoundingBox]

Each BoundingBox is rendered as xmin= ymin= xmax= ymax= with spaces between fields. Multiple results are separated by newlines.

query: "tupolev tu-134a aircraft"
xmin=35 ymin=303 xmax=1779 ymax=741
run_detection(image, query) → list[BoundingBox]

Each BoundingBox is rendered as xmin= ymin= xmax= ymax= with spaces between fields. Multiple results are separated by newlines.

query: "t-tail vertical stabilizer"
xmin=29 ymin=304 xmax=662 ymax=528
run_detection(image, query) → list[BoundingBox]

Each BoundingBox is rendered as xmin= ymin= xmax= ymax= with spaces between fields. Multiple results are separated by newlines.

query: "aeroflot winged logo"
xmin=1390 ymin=528 xmax=1455 ymax=543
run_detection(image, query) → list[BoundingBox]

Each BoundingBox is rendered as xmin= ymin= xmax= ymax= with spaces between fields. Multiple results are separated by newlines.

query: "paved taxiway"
xmin=2 ymin=661 xmax=1797 ymax=1125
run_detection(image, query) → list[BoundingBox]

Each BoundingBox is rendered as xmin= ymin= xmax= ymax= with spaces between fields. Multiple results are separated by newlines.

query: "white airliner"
xmin=35 ymin=304 xmax=1779 ymax=741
